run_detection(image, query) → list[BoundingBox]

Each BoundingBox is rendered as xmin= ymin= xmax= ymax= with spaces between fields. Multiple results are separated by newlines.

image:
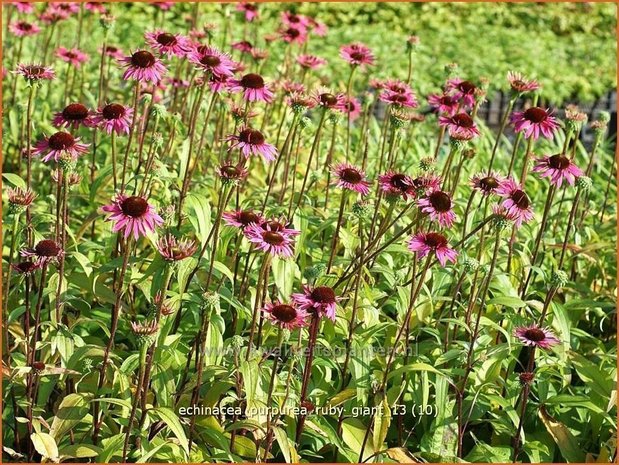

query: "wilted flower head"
xmin=101 ymin=194 xmax=164 ymax=239
xmin=507 ymin=71 xmax=540 ymax=94
xmin=157 ymin=234 xmax=197 ymax=261
xmin=7 ymin=187 xmax=36 ymax=213
xmin=564 ymin=105 xmax=588 ymax=133
xmin=407 ymin=231 xmax=458 ymax=267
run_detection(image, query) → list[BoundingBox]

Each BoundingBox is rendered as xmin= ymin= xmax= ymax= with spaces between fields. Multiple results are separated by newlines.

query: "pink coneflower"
xmin=332 ymin=163 xmax=371 ymax=195
xmin=33 ymin=131 xmax=89 ymax=163
xmin=507 ymin=71 xmax=540 ymax=94
xmin=438 ymin=112 xmax=480 ymax=139
xmin=446 ymin=78 xmax=477 ymax=108
xmin=14 ymin=63 xmax=55 ymax=82
xmin=259 ymin=218 xmax=300 ymax=237
xmin=292 ymin=285 xmax=338 ymax=322
xmin=379 ymin=90 xmax=418 ymax=108
xmin=52 ymin=103 xmax=94 ymax=129
xmin=12 ymin=260 xmax=41 ymax=276
xmin=157 ymin=234 xmax=197 ymax=261
xmin=236 ymin=3 xmax=259 ymax=22
xmin=407 ymin=232 xmax=458 ymax=267
xmin=496 ymin=178 xmax=534 ymax=228
xmin=39 ymin=9 xmax=69 ymax=25
xmin=340 ymin=42 xmax=375 ymax=68
xmin=207 ymin=73 xmax=231 ymax=93
xmin=49 ymin=2 xmax=80 ymax=15
xmin=231 ymin=40 xmax=254 ymax=54
xmin=9 ymin=21 xmax=41 ymax=37
xmin=514 ymin=325 xmax=560 ymax=350
xmin=153 ymin=2 xmax=174 ymax=10
xmin=217 ymin=163 xmax=249 ymax=185
xmin=428 ymin=93 xmax=459 ymax=116
xmin=470 ymin=171 xmax=506 ymax=196
xmin=511 ymin=107 xmax=559 ymax=140
xmin=532 ymin=153 xmax=583 ymax=187
xmin=145 ymin=31 xmax=190 ymax=57
xmin=92 ymin=103 xmax=133 ymax=135
xmin=418 ymin=189 xmax=457 ymax=227
xmin=263 ymin=301 xmax=308 ymax=330
xmin=281 ymin=11 xmax=310 ymax=29
xmin=280 ymin=26 xmax=308 ymax=44
xmin=11 ymin=2 xmax=35 ymax=13
xmin=297 ymin=54 xmax=327 ymax=70
xmin=226 ymin=127 xmax=277 ymax=162
xmin=101 ymin=194 xmax=164 ymax=239
xmin=245 ymin=223 xmax=296 ymax=258
xmin=229 ymin=73 xmax=274 ymax=103
xmin=312 ymin=89 xmax=346 ymax=110
xmin=412 ymin=173 xmax=442 ymax=196
xmin=119 ymin=50 xmax=167 ymax=83
xmin=189 ymin=44 xmax=235 ymax=77
xmin=56 ymin=47 xmax=89 ymax=67
xmin=102 ymin=45 xmax=124 ymax=60
xmin=21 ymin=239 xmax=64 ymax=265
xmin=222 ymin=210 xmax=264 ymax=229
xmin=378 ymin=171 xmax=416 ymax=200
xmin=85 ymin=2 xmax=107 ymax=14
xmin=341 ymin=96 xmax=362 ymax=121
xmin=383 ymin=79 xmax=412 ymax=95
xmin=369 ymin=78 xmax=385 ymax=90
xmin=307 ymin=17 xmax=328 ymax=37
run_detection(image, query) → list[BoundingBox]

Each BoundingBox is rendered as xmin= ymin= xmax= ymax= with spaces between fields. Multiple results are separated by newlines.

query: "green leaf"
xmin=152 ymin=407 xmax=189 ymax=457
xmin=31 ymin=433 xmax=59 ymax=461
xmin=97 ymin=433 xmax=124 ymax=463
xmin=49 ymin=393 xmax=91 ymax=441
xmin=3 ymin=173 xmax=26 ymax=189
xmin=372 ymin=396 xmax=391 ymax=452
xmin=487 ymin=296 xmax=526 ymax=308
xmin=59 ymin=444 xmax=101 ymax=459
xmin=341 ymin=418 xmax=375 ymax=462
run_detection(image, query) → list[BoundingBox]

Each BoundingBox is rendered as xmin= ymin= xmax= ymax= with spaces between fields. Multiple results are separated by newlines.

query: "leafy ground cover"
xmin=1 ymin=2 xmax=617 ymax=463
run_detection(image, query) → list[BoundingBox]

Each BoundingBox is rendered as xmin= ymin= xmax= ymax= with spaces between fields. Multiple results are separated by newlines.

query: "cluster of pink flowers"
xmin=263 ymin=283 xmax=339 ymax=329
